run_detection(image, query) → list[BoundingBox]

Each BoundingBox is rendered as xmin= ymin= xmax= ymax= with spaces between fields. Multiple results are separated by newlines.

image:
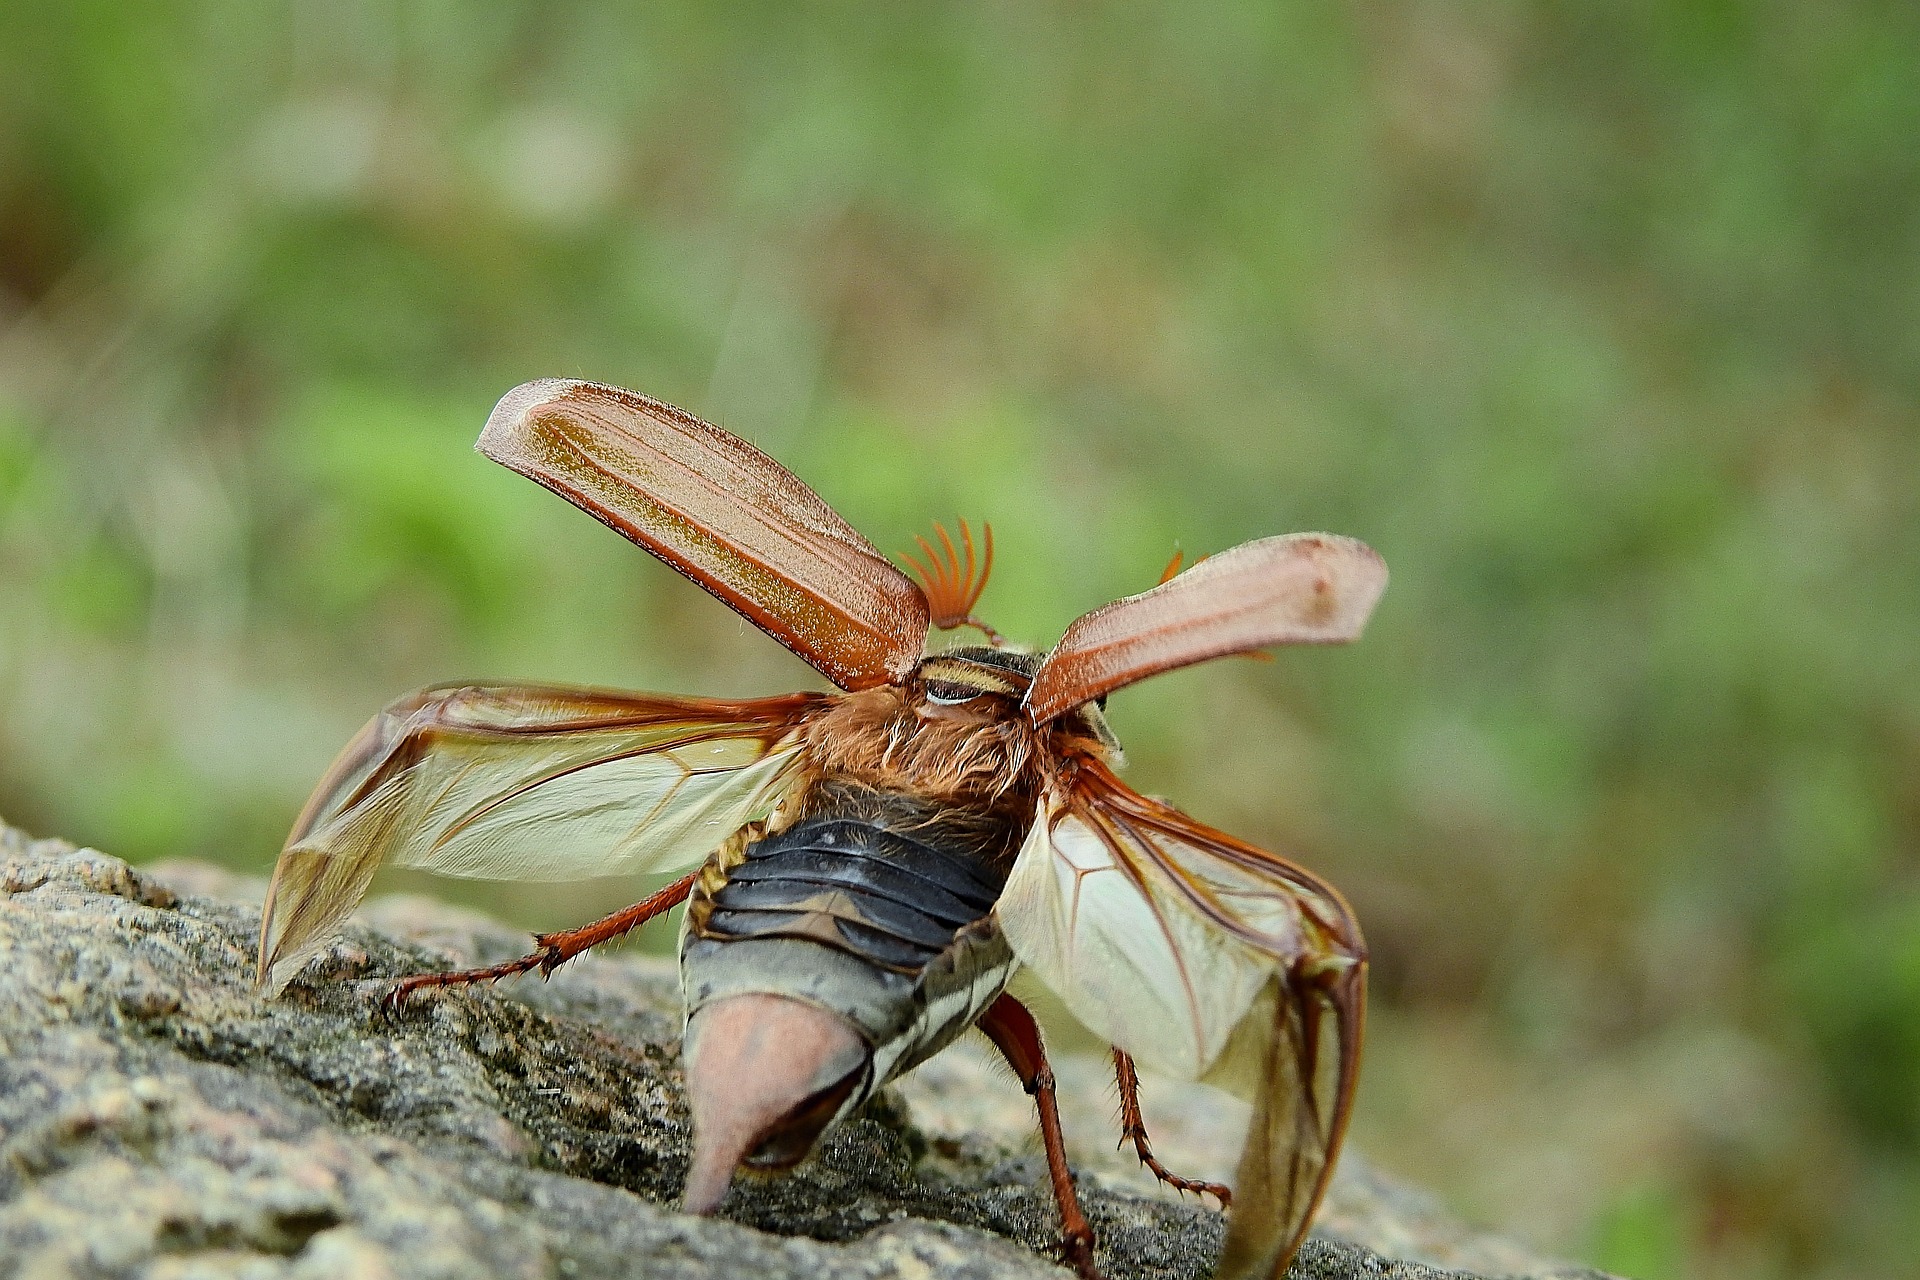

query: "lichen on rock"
xmin=0 ymin=822 xmax=1615 ymax=1280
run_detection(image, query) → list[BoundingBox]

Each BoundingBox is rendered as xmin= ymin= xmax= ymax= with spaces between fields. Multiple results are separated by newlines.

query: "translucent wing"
xmin=480 ymin=380 xmax=930 ymax=691
xmin=257 ymin=684 xmax=824 ymax=993
xmin=995 ymin=760 xmax=1365 ymax=1279
xmin=1024 ymin=532 xmax=1386 ymax=724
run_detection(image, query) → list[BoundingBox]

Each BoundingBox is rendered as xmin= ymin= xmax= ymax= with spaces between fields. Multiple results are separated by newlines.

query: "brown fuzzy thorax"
xmin=798 ymin=687 xmax=1047 ymax=811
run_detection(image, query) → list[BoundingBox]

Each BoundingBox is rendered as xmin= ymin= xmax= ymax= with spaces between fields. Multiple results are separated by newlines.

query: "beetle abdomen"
xmin=680 ymin=787 xmax=1021 ymax=1107
xmin=702 ymin=816 xmax=1003 ymax=972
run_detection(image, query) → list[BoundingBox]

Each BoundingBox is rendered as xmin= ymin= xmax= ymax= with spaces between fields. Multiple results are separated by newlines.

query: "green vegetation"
xmin=1 ymin=4 xmax=1914 ymax=1276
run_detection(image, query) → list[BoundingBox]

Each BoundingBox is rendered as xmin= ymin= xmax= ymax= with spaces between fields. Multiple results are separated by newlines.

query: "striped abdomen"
xmin=680 ymin=787 xmax=1021 ymax=1112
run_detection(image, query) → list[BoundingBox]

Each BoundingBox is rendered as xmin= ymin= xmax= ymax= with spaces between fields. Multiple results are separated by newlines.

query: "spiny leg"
xmin=384 ymin=871 xmax=698 ymax=1010
xmin=978 ymin=994 xmax=1100 ymax=1280
xmin=1112 ymin=1048 xmax=1233 ymax=1208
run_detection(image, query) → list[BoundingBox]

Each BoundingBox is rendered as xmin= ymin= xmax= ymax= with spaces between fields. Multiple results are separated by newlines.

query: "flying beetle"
xmin=257 ymin=379 xmax=1387 ymax=1280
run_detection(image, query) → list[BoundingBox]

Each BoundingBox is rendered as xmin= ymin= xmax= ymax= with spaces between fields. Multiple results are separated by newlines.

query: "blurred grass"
xmin=1 ymin=3 xmax=1916 ymax=1276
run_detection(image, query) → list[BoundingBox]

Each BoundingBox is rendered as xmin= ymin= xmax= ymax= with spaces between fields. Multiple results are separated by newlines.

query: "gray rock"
xmin=0 ymin=822 xmax=1617 ymax=1280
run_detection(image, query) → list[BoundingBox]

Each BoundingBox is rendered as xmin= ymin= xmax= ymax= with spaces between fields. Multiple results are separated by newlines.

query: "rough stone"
xmin=0 ymin=822 xmax=1617 ymax=1280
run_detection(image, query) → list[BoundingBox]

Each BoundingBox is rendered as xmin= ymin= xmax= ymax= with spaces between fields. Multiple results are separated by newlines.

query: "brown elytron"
xmin=257 ymin=379 xmax=1388 ymax=1280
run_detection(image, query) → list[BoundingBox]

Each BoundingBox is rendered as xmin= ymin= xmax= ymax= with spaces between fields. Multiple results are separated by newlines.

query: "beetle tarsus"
xmin=1054 ymin=1227 xmax=1101 ymax=1280
xmin=1112 ymin=1047 xmax=1232 ymax=1208
xmin=377 ymin=978 xmax=434 ymax=1019
xmin=379 ymin=947 xmax=556 ymax=1010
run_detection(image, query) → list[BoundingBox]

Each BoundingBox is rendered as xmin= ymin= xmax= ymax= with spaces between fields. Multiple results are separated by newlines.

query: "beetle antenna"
xmin=904 ymin=520 xmax=1002 ymax=644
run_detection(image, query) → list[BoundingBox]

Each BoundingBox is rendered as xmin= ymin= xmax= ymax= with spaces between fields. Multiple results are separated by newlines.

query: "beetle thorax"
xmin=800 ymin=686 xmax=1043 ymax=806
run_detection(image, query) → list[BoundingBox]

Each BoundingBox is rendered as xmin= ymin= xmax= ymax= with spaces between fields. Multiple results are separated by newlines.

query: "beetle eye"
xmin=922 ymin=679 xmax=979 ymax=706
xmin=1095 ymin=694 xmax=1109 ymax=710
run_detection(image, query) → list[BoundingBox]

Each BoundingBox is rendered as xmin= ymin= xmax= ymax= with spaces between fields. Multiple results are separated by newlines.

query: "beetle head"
xmin=910 ymin=645 xmax=1121 ymax=760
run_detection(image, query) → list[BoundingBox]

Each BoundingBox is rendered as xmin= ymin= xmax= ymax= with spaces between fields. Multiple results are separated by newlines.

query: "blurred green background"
xmin=1 ymin=3 xmax=1915 ymax=1277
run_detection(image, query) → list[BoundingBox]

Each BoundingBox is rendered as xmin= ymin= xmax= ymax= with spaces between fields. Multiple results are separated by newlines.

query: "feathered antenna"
xmin=903 ymin=519 xmax=1003 ymax=644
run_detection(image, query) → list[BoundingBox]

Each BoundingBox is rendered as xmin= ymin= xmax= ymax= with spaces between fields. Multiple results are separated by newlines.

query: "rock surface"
xmin=0 ymin=822 xmax=1617 ymax=1280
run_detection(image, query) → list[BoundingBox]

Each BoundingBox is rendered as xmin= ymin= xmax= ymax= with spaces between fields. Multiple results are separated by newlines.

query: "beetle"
xmin=256 ymin=379 xmax=1386 ymax=1280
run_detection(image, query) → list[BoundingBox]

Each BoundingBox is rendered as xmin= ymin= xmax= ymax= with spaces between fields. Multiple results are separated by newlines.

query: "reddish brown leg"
xmin=384 ymin=872 xmax=697 ymax=1010
xmin=978 ymin=994 xmax=1100 ymax=1280
xmin=1112 ymin=1048 xmax=1232 ymax=1208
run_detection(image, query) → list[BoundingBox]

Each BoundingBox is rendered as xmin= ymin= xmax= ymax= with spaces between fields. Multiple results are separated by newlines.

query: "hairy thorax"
xmin=797 ymin=687 xmax=1049 ymax=813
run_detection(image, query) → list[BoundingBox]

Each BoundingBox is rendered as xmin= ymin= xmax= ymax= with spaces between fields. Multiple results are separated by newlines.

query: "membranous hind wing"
xmin=995 ymin=760 xmax=1365 ymax=1280
xmin=480 ymin=381 xmax=930 ymax=691
xmin=257 ymin=685 xmax=825 ymax=993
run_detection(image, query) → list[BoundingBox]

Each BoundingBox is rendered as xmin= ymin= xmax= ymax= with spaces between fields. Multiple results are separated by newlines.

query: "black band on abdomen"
xmin=697 ymin=812 xmax=1005 ymax=975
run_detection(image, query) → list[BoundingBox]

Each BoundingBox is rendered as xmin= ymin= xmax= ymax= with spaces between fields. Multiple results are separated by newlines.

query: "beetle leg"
xmin=978 ymin=994 xmax=1101 ymax=1280
xmin=1112 ymin=1048 xmax=1232 ymax=1207
xmin=383 ymin=871 xmax=698 ymax=1011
